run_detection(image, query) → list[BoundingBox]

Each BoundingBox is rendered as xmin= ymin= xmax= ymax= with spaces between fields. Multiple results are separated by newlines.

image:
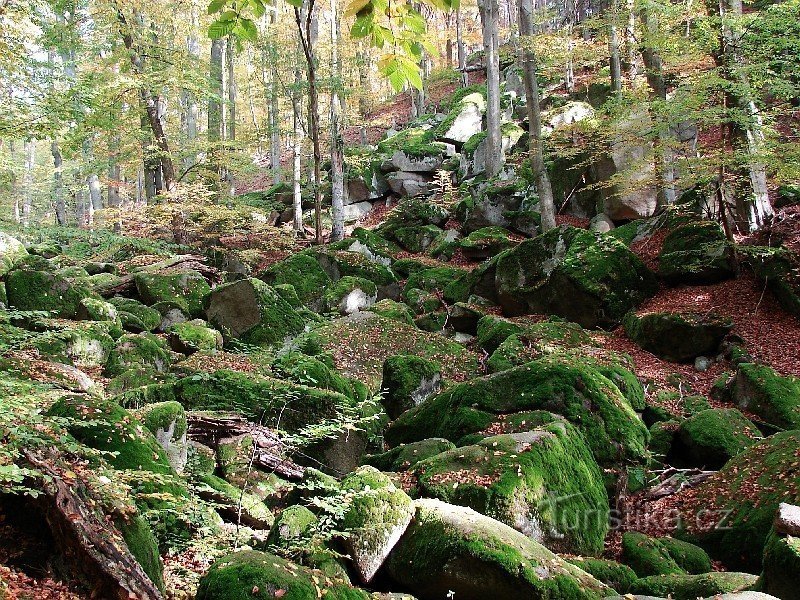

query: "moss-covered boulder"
xmin=260 ymin=252 xmax=333 ymax=309
xmin=272 ymin=351 xmax=363 ymax=400
xmin=658 ymin=221 xmax=735 ymax=284
xmin=136 ymin=401 xmax=188 ymax=472
xmin=6 ymin=269 xmax=96 ymax=318
xmin=105 ymin=332 xmax=173 ymax=377
xmin=495 ymin=226 xmax=658 ymax=328
xmin=166 ymin=320 xmax=223 ymax=354
xmin=196 ymin=474 xmax=274 ymax=529
xmin=0 ymin=232 xmax=28 ymax=277
xmin=670 ymin=408 xmax=760 ymax=469
xmin=393 ymin=224 xmax=444 ymax=253
xmin=266 ymin=505 xmax=318 ymax=548
xmin=47 ymin=396 xmax=174 ymax=474
xmin=27 ymin=320 xmax=116 ymax=368
xmin=386 ymin=355 xmax=649 ymax=465
xmin=623 ymin=311 xmax=733 ymax=362
xmin=185 ymin=440 xmax=216 ymax=478
xmin=366 ymin=299 xmax=415 ymax=325
xmin=476 ymin=314 xmax=525 ymax=353
xmin=459 ymin=226 xmax=515 ymax=260
xmin=115 ymin=511 xmax=165 ymax=592
xmin=196 ymin=551 xmax=370 ymax=600
xmin=109 ymin=297 xmax=162 ymax=332
xmin=629 ymin=572 xmax=758 ymax=599
xmin=310 ymin=248 xmax=399 ymax=299
xmin=385 ymin=498 xmax=610 ymax=599
xmin=622 ymin=531 xmax=712 ymax=577
xmin=205 ymin=278 xmax=306 ymax=347
xmin=729 ymin=363 xmax=800 ymax=430
xmin=339 ymin=467 xmax=414 ymax=583
xmin=323 ymin=276 xmax=378 ymax=315
xmin=366 ymin=438 xmax=456 ymax=471
xmin=565 ymin=557 xmax=637 ymax=593
xmin=76 ymin=297 xmax=120 ymax=324
xmin=675 ymin=430 xmax=800 ymax=571
xmin=380 ymin=355 xmax=442 ymax=420
xmin=134 ymin=270 xmax=210 ymax=318
xmin=413 ymin=422 xmax=608 ymax=555
xmin=760 ymin=503 xmax=800 ymax=599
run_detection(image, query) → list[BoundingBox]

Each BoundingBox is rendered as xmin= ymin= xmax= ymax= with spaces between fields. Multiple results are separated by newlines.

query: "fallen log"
xmin=187 ymin=412 xmax=305 ymax=480
xmin=23 ymin=449 xmax=164 ymax=600
xmin=646 ymin=468 xmax=715 ymax=500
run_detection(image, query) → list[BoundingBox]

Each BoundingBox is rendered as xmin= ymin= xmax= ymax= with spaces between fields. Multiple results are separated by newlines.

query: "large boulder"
xmin=495 ymin=226 xmax=658 ymax=328
xmin=386 ymin=171 xmax=435 ymax=198
xmin=205 ymin=278 xmax=305 ymax=346
xmin=366 ymin=438 xmax=456 ymax=471
xmin=437 ymin=91 xmax=486 ymax=144
xmin=339 ymin=467 xmax=414 ymax=583
xmin=459 ymin=226 xmax=515 ymax=260
xmin=670 ymin=408 xmax=760 ymax=470
xmin=260 ymin=253 xmax=333 ymax=309
xmin=134 ymin=270 xmax=210 ymax=318
xmin=0 ymin=232 xmax=28 ymax=277
xmin=380 ymin=354 xmax=442 ymax=420
xmin=622 ymin=531 xmax=712 ymax=577
xmin=322 ymin=276 xmax=377 ymax=315
xmin=623 ymin=311 xmax=733 ymax=362
xmin=760 ymin=503 xmax=800 ymax=600
xmin=728 ymin=363 xmax=800 ymax=430
xmin=675 ymin=430 xmax=800 ymax=571
xmin=385 ymin=498 xmax=610 ymax=600
xmin=6 ymin=269 xmax=96 ymax=318
xmin=109 ymin=297 xmax=161 ymax=332
xmin=658 ymin=222 xmax=735 ymax=284
xmin=385 ymin=355 xmax=649 ymax=465
xmin=629 ymin=572 xmax=759 ymax=599
xmin=412 ymin=422 xmax=609 ymax=555
xmin=136 ymin=401 xmax=189 ymax=473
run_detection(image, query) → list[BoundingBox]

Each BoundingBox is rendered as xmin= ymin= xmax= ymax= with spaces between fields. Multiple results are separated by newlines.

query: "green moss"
xmin=658 ymin=536 xmax=713 ymax=574
xmin=273 ymin=283 xmax=302 ymax=308
xmin=658 ymin=221 xmax=734 ymax=284
xmin=386 ymin=354 xmax=649 ymax=465
xmin=486 ymin=320 xmax=596 ymax=373
xmin=185 ymin=441 xmax=216 ymax=478
xmin=27 ymin=321 xmax=116 ymax=367
xmin=731 ymin=362 xmax=800 ymax=429
xmin=462 ymin=130 xmax=487 ymax=155
xmin=109 ymin=297 xmax=162 ymax=332
xmin=77 ymin=297 xmax=120 ymax=324
xmin=272 ymin=351 xmax=360 ymax=399
xmin=323 ymin=276 xmax=377 ymax=312
xmin=566 ymin=557 xmax=637 ymax=593
xmin=260 ymin=253 xmax=332 ymax=307
xmin=116 ymin=512 xmax=165 ymax=592
xmin=134 ymin=270 xmax=211 ymax=318
xmin=404 ymin=266 xmax=468 ymax=297
xmin=760 ymin=528 xmax=800 ymax=598
xmin=648 ymin=419 xmax=679 ymax=461
xmin=137 ymin=401 xmax=187 ymax=439
xmin=167 ymin=321 xmax=221 ymax=354
xmin=459 ymin=226 xmax=514 ymax=258
xmin=5 ymin=269 xmax=97 ymax=318
xmin=197 ymin=474 xmax=274 ymax=528
xmin=376 ymin=126 xmax=446 ymax=159
xmin=414 ymin=422 xmax=609 ymax=555
xmin=366 ymin=438 xmax=456 ymax=471
xmin=623 ymin=311 xmax=733 ymax=363
xmin=476 ymin=315 xmax=525 ymax=353
xmin=265 ymin=505 xmax=318 ymax=548
xmin=629 ymin=571 xmax=757 ymax=599
xmin=673 ymin=408 xmax=760 ymax=468
xmin=622 ymin=531 xmax=685 ymax=576
xmin=392 ymin=225 xmax=444 ymax=254
xmin=380 ymin=354 xmax=441 ymax=420
xmin=366 ymin=299 xmax=415 ymax=325
xmin=105 ymin=332 xmax=173 ymax=377
xmin=47 ymin=395 xmax=174 ymax=474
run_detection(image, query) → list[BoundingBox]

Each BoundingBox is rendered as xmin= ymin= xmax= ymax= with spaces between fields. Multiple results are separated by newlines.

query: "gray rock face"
xmin=0 ymin=232 xmax=28 ymax=277
xmin=384 ymin=150 xmax=443 ymax=173
xmin=386 ymin=171 xmax=435 ymax=197
xmin=460 ymin=124 xmax=525 ymax=179
xmin=439 ymin=92 xmax=485 ymax=144
xmin=344 ymin=201 xmax=374 ymax=223
xmin=590 ymin=213 xmax=615 ymax=233
xmin=775 ymin=502 xmax=800 ymax=536
xmin=347 ymin=169 xmax=390 ymax=203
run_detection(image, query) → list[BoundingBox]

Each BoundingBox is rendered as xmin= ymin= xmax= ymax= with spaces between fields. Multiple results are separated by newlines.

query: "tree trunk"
xmin=108 ymin=133 xmax=122 ymax=208
xmin=456 ymin=7 xmax=468 ymax=87
xmin=182 ymin=4 xmax=200 ymax=170
xmin=226 ymin=35 xmax=236 ymax=142
xmin=22 ymin=138 xmax=34 ymax=227
xmin=609 ymin=0 xmax=623 ymax=93
xmin=294 ymin=0 xmax=323 ymax=243
xmin=292 ymin=68 xmax=304 ymax=233
xmin=478 ymin=0 xmax=503 ymax=178
xmin=209 ymin=37 xmax=224 ymax=152
xmin=330 ymin=0 xmax=345 ymax=242
xmin=519 ymin=0 xmax=556 ymax=231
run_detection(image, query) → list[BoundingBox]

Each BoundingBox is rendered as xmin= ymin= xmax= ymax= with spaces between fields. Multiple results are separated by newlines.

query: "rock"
xmin=695 ymin=356 xmax=713 ymax=371
xmin=438 ymin=91 xmax=485 ymax=144
xmin=366 ymin=299 xmax=415 ymax=325
xmin=670 ymin=408 xmax=760 ymax=469
xmin=385 ymin=150 xmax=443 ymax=173
xmin=76 ymin=297 xmax=119 ymax=323
xmin=323 ymin=276 xmax=377 ymax=315
xmin=728 ymin=363 xmax=800 ymax=430
xmin=629 ymin=572 xmax=758 ymax=600
xmin=378 ymin=196 xmax=450 ymax=232
xmin=542 ymin=101 xmax=595 ymax=134
xmin=27 ymin=320 xmax=117 ymax=368
xmin=0 ymin=232 xmax=28 ymax=276
xmin=447 ymin=303 xmax=483 ymax=335
xmin=366 ymin=438 xmax=456 ymax=471
xmin=460 ymin=123 xmax=525 ymax=178
xmin=622 ymin=531 xmax=712 ymax=577
xmin=310 ymin=248 xmax=400 ymax=301
xmin=392 ymin=224 xmax=443 ymax=253
xmin=155 ymin=305 xmax=189 ymax=332
xmin=205 ymin=278 xmax=306 ymax=346
xmin=495 ymin=225 xmax=658 ymax=328
xmin=260 ymin=252 xmax=333 ymax=309
xmin=385 ymin=498 xmax=609 ymax=599
xmin=109 ymin=297 xmax=162 ymax=332
xmin=106 ymin=332 xmax=173 ymax=377
xmin=196 ymin=474 xmax=274 ymax=529
xmin=675 ymin=430 xmax=800 ymax=571
xmin=459 ymin=226 xmax=515 ymax=260
xmin=339 ymin=467 xmax=414 ymax=583
xmin=386 ymin=171 xmax=435 ymax=197
xmin=385 ymin=354 xmax=649 ymax=465
xmin=167 ymin=320 xmax=223 ymax=354
xmin=272 ymin=352 xmax=364 ymax=400
xmin=134 ymin=270 xmax=210 ymax=318
xmin=659 ymin=222 xmax=735 ymax=284
xmin=344 ymin=201 xmax=374 ymax=222
xmin=37 ymin=361 xmax=98 ymax=393
xmin=413 ymin=422 xmax=609 ymax=555
xmin=266 ymin=505 xmax=318 ymax=548
xmin=590 ymin=213 xmax=615 ymax=233
xmin=347 ymin=162 xmax=390 ymax=203
xmin=623 ymin=311 xmax=733 ymax=362
xmin=185 ymin=441 xmax=216 ymax=478
xmin=566 ymin=557 xmax=638 ymax=594
xmin=380 ymin=355 xmax=442 ymax=420
xmin=6 ymin=269 xmax=96 ymax=318
xmin=760 ymin=504 xmax=800 ymax=600
xmin=136 ymin=401 xmax=189 ymax=473
xmin=196 ymin=551 xmax=368 ymax=600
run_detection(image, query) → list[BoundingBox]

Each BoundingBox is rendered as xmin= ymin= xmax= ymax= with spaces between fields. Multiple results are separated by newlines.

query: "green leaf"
xmin=209 ymin=19 xmax=236 ymax=39
xmin=285 ymin=0 xmax=305 ymax=7
xmin=207 ymin=0 xmax=228 ymax=14
xmin=237 ymin=17 xmax=258 ymax=41
xmin=351 ymin=14 xmax=373 ymax=38
xmin=250 ymin=0 xmax=267 ymax=18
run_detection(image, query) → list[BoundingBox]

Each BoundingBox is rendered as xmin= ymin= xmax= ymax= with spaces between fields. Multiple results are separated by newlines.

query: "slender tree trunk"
xmin=226 ymin=35 xmax=236 ymax=142
xmin=22 ymin=138 xmax=35 ymax=227
xmin=456 ymin=7 xmax=468 ymax=87
xmin=182 ymin=3 xmax=200 ymax=170
xmin=52 ymin=140 xmax=66 ymax=224
xmin=609 ymin=0 xmax=623 ymax=93
xmin=625 ymin=0 xmax=638 ymax=81
xmin=294 ymin=0 xmax=323 ymax=243
xmin=330 ymin=0 xmax=345 ymax=242
xmin=478 ymin=0 xmax=503 ymax=177
xmin=209 ymin=36 xmax=225 ymax=189
xmin=519 ymin=0 xmax=556 ymax=231
xmin=292 ymin=68 xmax=304 ymax=233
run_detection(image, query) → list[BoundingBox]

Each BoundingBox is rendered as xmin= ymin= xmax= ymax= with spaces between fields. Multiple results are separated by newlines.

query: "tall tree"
xmin=330 ymin=0 xmax=345 ymax=242
xmin=478 ymin=0 xmax=502 ymax=178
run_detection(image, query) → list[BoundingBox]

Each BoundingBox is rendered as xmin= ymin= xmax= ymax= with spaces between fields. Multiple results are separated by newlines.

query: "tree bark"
xmin=226 ymin=35 xmax=236 ymax=142
xmin=609 ymin=0 xmax=623 ymax=94
xmin=519 ymin=0 xmax=557 ymax=232
xmin=22 ymin=138 xmax=34 ymax=227
xmin=478 ymin=0 xmax=503 ymax=178
xmin=456 ymin=7 xmax=468 ymax=87
xmin=330 ymin=0 xmax=345 ymax=242
xmin=52 ymin=140 xmax=66 ymax=224
xmin=292 ymin=67 xmax=304 ymax=233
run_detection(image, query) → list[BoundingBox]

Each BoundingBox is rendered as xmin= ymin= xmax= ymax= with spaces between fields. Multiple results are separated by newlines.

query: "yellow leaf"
xmin=344 ymin=0 xmax=371 ymax=17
